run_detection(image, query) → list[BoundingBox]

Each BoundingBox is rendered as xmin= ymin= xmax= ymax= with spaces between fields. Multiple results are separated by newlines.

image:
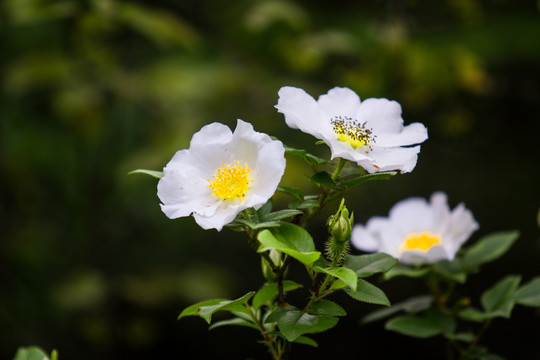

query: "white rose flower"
xmin=275 ymin=86 xmax=428 ymax=173
xmin=157 ymin=120 xmax=286 ymax=231
xmin=351 ymin=192 xmax=479 ymax=265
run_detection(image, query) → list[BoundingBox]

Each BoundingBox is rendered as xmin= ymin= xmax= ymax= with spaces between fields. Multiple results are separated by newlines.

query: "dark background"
xmin=1 ymin=0 xmax=539 ymax=359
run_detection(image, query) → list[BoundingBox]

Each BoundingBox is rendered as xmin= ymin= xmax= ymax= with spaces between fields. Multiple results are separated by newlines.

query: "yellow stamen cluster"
xmin=400 ymin=231 xmax=442 ymax=252
xmin=331 ymin=116 xmax=375 ymax=150
xmin=207 ymin=161 xmax=253 ymax=201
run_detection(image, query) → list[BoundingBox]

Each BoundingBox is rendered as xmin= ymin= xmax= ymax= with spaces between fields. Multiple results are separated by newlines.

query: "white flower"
xmin=157 ymin=120 xmax=286 ymax=231
xmin=351 ymin=192 xmax=479 ymax=265
xmin=275 ymin=86 xmax=428 ymax=173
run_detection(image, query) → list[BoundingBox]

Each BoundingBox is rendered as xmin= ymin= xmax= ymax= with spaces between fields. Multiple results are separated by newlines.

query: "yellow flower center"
xmin=331 ymin=116 xmax=375 ymax=150
xmin=400 ymin=231 xmax=442 ymax=252
xmin=207 ymin=161 xmax=253 ymax=201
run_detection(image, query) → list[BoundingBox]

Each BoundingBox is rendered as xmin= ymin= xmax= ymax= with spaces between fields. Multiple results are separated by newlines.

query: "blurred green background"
xmin=1 ymin=0 xmax=539 ymax=359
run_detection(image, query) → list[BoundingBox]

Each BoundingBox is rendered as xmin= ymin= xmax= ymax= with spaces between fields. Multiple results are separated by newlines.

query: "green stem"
xmin=246 ymin=304 xmax=280 ymax=360
xmin=331 ymin=158 xmax=347 ymax=181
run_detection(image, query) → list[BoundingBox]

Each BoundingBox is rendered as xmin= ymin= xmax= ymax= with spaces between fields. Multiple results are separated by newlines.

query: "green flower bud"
xmin=326 ymin=199 xmax=354 ymax=265
xmin=327 ymin=199 xmax=354 ymax=243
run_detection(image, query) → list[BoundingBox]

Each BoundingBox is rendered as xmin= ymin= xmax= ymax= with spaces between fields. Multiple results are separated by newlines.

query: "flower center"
xmin=207 ymin=161 xmax=253 ymax=201
xmin=400 ymin=231 xmax=442 ymax=252
xmin=331 ymin=116 xmax=375 ymax=150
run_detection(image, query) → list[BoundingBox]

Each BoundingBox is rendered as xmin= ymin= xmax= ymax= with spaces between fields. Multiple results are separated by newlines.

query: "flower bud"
xmin=327 ymin=199 xmax=354 ymax=243
xmin=326 ymin=199 xmax=353 ymax=265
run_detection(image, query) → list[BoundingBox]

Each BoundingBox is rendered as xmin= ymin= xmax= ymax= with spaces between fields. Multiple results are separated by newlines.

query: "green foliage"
xmin=128 ymin=169 xmax=164 ymax=179
xmin=306 ymin=300 xmax=347 ymax=317
xmin=13 ymin=347 xmax=51 ymax=360
xmin=362 ymin=295 xmax=433 ymax=324
xmin=252 ymin=280 xmax=303 ymax=310
xmin=265 ymin=305 xmax=339 ymax=342
xmin=383 ymin=264 xmax=431 ymax=280
xmin=292 ymin=336 xmax=318 ymax=348
xmin=257 ymin=223 xmax=320 ymax=266
xmin=313 ymin=266 xmax=357 ymax=292
xmin=343 ymin=253 xmax=398 ymax=278
xmin=178 ymin=292 xmax=255 ymax=324
xmin=480 ymin=275 xmax=520 ymax=318
xmin=283 ymin=144 xmax=327 ymax=166
xmin=344 ymin=278 xmax=390 ymax=306
xmin=385 ymin=310 xmax=455 ymax=339
xmin=512 ymin=276 xmax=540 ymax=307
xmin=462 ymin=231 xmax=519 ymax=271
xmin=208 ymin=317 xmax=259 ymax=331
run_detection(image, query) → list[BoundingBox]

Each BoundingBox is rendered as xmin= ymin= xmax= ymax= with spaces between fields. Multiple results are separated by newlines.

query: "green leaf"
xmin=307 ymin=300 xmax=347 ymax=317
xmin=362 ymin=295 xmax=433 ymax=324
xmin=13 ymin=347 xmax=50 ymax=360
xmin=344 ymin=278 xmax=390 ymax=306
xmin=257 ymin=199 xmax=273 ymax=218
xmin=178 ymin=299 xmax=227 ymax=320
xmin=310 ymin=171 xmax=338 ymax=189
xmin=462 ymin=231 xmax=519 ymax=271
xmin=313 ymin=266 xmax=357 ymax=291
xmin=383 ymin=264 xmax=431 ymax=280
xmin=233 ymin=218 xmax=282 ymax=230
xmin=343 ymin=253 xmax=398 ymax=278
xmin=445 ymin=332 xmax=475 ymax=342
xmin=513 ymin=276 xmax=540 ymax=307
xmin=459 ymin=307 xmax=489 ymax=322
xmin=261 ymin=209 xmax=303 ymax=222
xmin=288 ymin=199 xmax=320 ymax=210
xmin=292 ymin=336 xmax=318 ymax=347
xmin=481 ymin=275 xmax=520 ymax=318
xmin=385 ymin=310 xmax=455 ymax=339
xmin=195 ymin=292 xmax=255 ymax=324
xmin=208 ymin=317 xmax=259 ymax=331
xmin=265 ymin=306 xmax=338 ymax=341
xmin=433 ymin=259 xmax=467 ymax=283
xmin=252 ymin=280 xmax=303 ymax=310
xmin=340 ymin=171 xmax=397 ymax=189
xmin=283 ymin=144 xmax=327 ymax=165
xmin=257 ymin=223 xmax=321 ymax=266
xmin=128 ymin=169 xmax=163 ymax=179
xmin=276 ymin=186 xmax=304 ymax=200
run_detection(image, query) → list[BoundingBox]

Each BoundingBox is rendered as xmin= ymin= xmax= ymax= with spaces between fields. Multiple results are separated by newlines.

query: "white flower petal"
xmin=351 ymin=192 xmax=478 ymax=264
xmin=276 ymin=86 xmax=427 ymax=173
xmin=157 ymin=120 xmax=286 ymax=231
xmin=359 ymin=146 xmax=421 ymax=173
xmin=318 ymin=87 xmax=361 ymax=118
xmin=375 ymin=122 xmax=428 ymax=147
xmin=275 ymin=86 xmax=323 ymax=132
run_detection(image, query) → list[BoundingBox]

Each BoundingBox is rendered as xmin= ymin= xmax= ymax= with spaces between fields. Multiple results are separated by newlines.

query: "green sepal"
xmin=383 ymin=264 xmax=431 ymax=280
xmin=462 ymin=231 xmax=519 ymax=271
xmin=343 ymin=253 xmax=397 ymax=278
xmin=292 ymin=336 xmax=318 ymax=347
xmin=128 ymin=169 xmax=163 ymax=179
xmin=265 ymin=305 xmax=339 ymax=341
xmin=252 ymin=280 xmax=303 ymax=310
xmin=257 ymin=223 xmax=320 ymax=266
xmin=307 ymin=299 xmax=347 ymax=317
xmin=512 ymin=276 xmax=540 ymax=307
xmin=480 ymin=275 xmax=521 ymax=318
xmin=344 ymin=278 xmax=390 ymax=306
xmin=208 ymin=317 xmax=260 ymax=331
xmin=385 ymin=310 xmax=455 ymax=339
xmin=361 ymin=295 xmax=433 ymax=324
xmin=13 ymin=346 xmax=51 ymax=360
xmin=313 ymin=266 xmax=357 ymax=291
